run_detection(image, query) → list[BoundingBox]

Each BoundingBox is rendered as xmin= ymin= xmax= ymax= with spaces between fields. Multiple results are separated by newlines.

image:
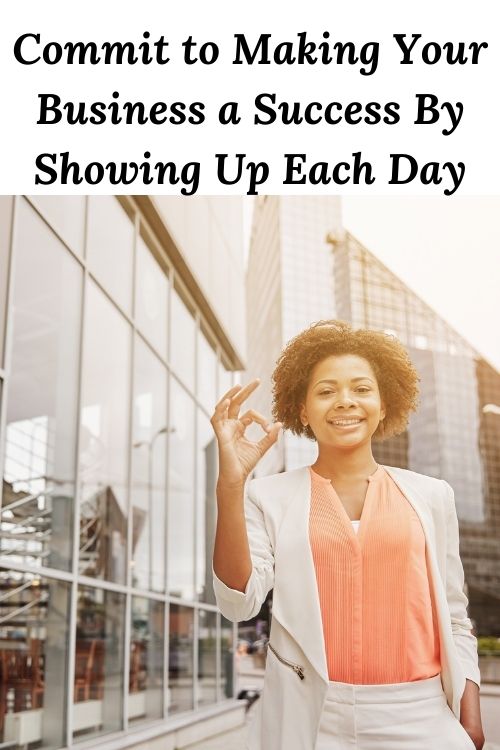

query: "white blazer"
xmin=213 ymin=465 xmax=481 ymax=750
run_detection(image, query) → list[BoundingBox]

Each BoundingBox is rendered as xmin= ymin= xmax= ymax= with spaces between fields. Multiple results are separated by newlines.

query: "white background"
xmin=0 ymin=0 xmax=499 ymax=194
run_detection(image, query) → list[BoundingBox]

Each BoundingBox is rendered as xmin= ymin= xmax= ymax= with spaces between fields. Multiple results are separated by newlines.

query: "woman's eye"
xmin=319 ymin=390 xmax=333 ymax=396
xmin=357 ymin=387 xmax=370 ymax=393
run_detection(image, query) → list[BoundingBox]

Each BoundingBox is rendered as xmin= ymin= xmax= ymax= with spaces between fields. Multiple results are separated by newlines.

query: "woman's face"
xmin=300 ymin=354 xmax=386 ymax=449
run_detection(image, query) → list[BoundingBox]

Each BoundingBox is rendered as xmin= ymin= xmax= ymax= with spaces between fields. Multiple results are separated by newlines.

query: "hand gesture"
xmin=210 ymin=379 xmax=282 ymax=488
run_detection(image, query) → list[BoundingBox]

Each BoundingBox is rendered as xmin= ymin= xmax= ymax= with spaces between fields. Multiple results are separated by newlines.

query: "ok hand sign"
xmin=210 ymin=379 xmax=282 ymax=488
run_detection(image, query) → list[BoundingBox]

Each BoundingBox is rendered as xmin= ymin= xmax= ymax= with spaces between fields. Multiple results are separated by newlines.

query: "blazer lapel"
xmin=382 ymin=466 xmax=443 ymax=591
xmin=272 ymin=467 xmax=329 ymax=683
xmin=382 ymin=465 xmax=437 ymax=553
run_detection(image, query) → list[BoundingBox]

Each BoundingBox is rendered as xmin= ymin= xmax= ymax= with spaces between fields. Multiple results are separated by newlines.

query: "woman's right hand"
xmin=210 ymin=379 xmax=282 ymax=488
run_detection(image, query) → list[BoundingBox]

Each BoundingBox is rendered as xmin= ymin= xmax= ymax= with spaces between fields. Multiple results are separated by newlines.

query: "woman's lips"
xmin=327 ymin=418 xmax=365 ymax=430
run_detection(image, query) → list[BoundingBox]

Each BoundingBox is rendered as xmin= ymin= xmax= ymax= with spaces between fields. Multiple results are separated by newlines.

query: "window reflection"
xmin=170 ymin=289 xmax=195 ymax=392
xmin=168 ymin=379 xmax=195 ymax=599
xmin=198 ymin=610 xmax=217 ymax=705
xmin=79 ymin=281 xmax=131 ymax=583
xmin=73 ymin=586 xmax=125 ymax=742
xmin=129 ymin=597 xmax=164 ymax=723
xmin=1 ymin=199 xmax=81 ymax=572
xmin=87 ymin=197 xmax=134 ymax=313
xmin=0 ymin=568 xmax=70 ymax=749
xmin=131 ymin=337 xmax=167 ymax=592
xmin=196 ymin=411 xmax=217 ymax=603
xmin=168 ymin=604 xmax=193 ymax=714
xmin=135 ymin=236 xmax=168 ymax=360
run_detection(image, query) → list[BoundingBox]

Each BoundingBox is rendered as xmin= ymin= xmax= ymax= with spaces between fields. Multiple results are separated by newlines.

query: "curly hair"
xmin=271 ymin=320 xmax=420 ymax=442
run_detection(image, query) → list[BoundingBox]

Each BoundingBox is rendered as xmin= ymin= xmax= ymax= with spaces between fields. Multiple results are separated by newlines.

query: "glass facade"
xmin=332 ymin=232 xmax=500 ymax=636
xmin=0 ymin=196 xmax=237 ymax=749
xmin=129 ymin=596 xmax=164 ymax=724
xmin=79 ymin=280 xmax=131 ymax=583
xmin=3 ymin=200 xmax=82 ymax=573
xmin=0 ymin=567 xmax=71 ymax=749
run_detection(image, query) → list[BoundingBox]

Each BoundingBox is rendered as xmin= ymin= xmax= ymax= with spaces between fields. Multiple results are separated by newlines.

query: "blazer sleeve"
xmin=212 ymin=478 xmax=275 ymax=623
xmin=442 ymin=479 xmax=481 ymax=688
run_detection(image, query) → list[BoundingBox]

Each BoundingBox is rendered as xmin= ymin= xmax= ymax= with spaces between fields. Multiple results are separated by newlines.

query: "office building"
xmin=0 ymin=195 xmax=246 ymax=749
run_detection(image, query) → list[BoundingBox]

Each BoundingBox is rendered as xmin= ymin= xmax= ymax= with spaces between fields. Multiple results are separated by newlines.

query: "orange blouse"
xmin=308 ymin=465 xmax=441 ymax=684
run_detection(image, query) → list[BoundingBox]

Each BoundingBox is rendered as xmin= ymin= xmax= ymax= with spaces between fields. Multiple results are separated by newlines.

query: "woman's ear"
xmin=380 ymin=403 xmax=386 ymax=422
xmin=299 ymin=403 xmax=308 ymax=426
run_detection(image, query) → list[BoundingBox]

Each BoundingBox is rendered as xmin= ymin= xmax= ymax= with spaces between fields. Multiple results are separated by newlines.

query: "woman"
xmin=211 ymin=320 xmax=484 ymax=749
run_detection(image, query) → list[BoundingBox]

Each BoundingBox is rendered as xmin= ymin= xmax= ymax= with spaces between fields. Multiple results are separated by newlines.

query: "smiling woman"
xmin=210 ymin=318 xmax=484 ymax=750
xmin=272 ymin=319 xmax=419 ymax=442
xmin=299 ymin=354 xmax=386 ymax=453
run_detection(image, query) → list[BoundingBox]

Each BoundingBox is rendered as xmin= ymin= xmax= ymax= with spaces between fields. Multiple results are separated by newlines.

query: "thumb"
xmin=256 ymin=422 xmax=282 ymax=455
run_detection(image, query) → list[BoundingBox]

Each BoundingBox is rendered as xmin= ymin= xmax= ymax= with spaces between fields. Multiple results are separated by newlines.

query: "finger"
xmin=238 ymin=409 xmax=271 ymax=432
xmin=212 ymin=383 xmax=247 ymax=424
xmin=210 ymin=398 xmax=229 ymax=431
xmin=214 ymin=380 xmax=258 ymax=416
xmin=256 ymin=422 xmax=283 ymax=454
xmin=227 ymin=379 xmax=261 ymax=418
xmin=214 ymin=384 xmax=243 ymax=413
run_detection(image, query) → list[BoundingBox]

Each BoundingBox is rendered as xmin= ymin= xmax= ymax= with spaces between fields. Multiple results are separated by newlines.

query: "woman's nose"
xmin=334 ymin=391 xmax=357 ymax=408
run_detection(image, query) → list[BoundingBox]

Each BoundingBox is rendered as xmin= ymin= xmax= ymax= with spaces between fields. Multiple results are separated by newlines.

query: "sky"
xmin=342 ymin=197 xmax=500 ymax=372
xmin=244 ymin=197 xmax=500 ymax=373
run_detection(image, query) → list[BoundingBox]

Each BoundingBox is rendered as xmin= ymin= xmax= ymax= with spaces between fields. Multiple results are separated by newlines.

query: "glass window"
xmin=168 ymin=379 xmax=195 ymax=600
xmin=0 ymin=197 xmax=13 ymax=368
xmin=129 ymin=597 xmax=164 ymax=724
xmin=131 ymin=337 xmax=167 ymax=592
xmin=220 ymin=616 xmax=235 ymax=699
xmin=28 ymin=196 xmax=86 ymax=256
xmin=170 ymin=288 xmax=195 ymax=392
xmin=0 ymin=568 xmax=71 ymax=749
xmin=415 ymin=334 xmax=429 ymax=350
xmin=79 ymin=281 xmax=131 ymax=583
xmin=2 ymin=199 xmax=82 ymax=572
xmin=135 ymin=235 xmax=168 ymax=360
xmin=196 ymin=411 xmax=217 ymax=603
xmin=168 ymin=604 xmax=193 ymax=714
xmin=198 ymin=609 xmax=217 ymax=706
xmin=73 ymin=585 xmax=125 ymax=742
xmin=197 ymin=331 xmax=217 ymax=412
xmin=87 ymin=197 xmax=134 ymax=314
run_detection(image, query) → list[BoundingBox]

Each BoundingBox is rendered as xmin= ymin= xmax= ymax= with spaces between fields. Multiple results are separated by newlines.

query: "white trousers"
xmin=315 ymin=674 xmax=475 ymax=749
